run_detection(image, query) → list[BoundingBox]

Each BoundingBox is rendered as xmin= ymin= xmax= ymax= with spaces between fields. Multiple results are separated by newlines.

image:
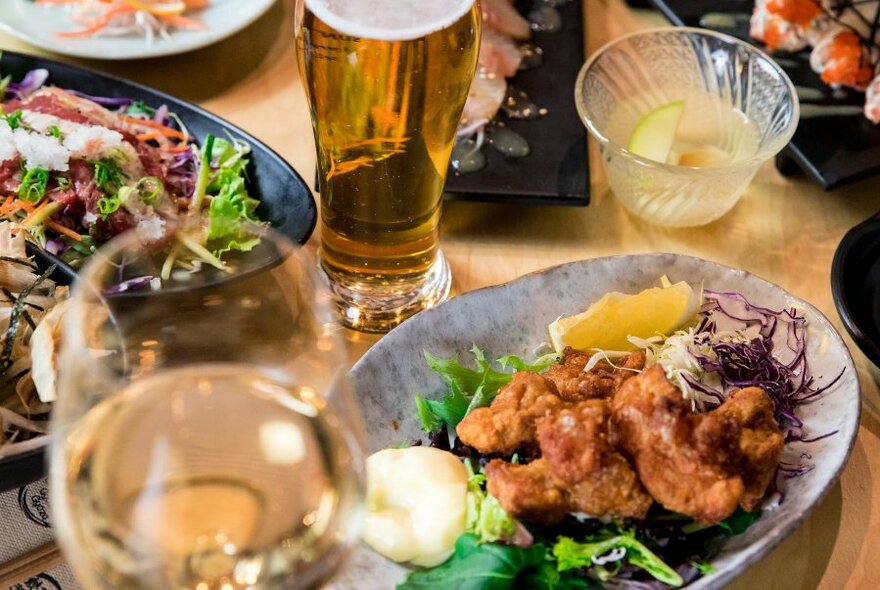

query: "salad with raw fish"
xmin=0 ymin=55 xmax=265 ymax=282
xmin=363 ymin=279 xmax=843 ymax=589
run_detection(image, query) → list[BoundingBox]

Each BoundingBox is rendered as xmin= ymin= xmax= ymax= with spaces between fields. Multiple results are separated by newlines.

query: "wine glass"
xmin=49 ymin=226 xmax=365 ymax=590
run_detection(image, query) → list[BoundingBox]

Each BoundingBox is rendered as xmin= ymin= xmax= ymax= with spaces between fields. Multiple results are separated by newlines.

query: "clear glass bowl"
xmin=575 ymin=27 xmax=799 ymax=227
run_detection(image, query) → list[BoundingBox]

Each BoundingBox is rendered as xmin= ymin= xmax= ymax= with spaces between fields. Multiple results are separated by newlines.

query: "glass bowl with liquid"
xmin=575 ymin=27 xmax=799 ymax=227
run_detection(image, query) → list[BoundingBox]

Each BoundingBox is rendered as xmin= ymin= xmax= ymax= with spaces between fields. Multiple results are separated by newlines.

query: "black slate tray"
xmin=444 ymin=0 xmax=589 ymax=205
xmin=832 ymin=211 xmax=880 ymax=368
xmin=647 ymin=0 xmax=880 ymax=190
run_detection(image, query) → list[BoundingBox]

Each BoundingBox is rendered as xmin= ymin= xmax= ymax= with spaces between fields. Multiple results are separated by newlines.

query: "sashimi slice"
xmin=482 ymin=0 xmax=530 ymax=40
xmin=461 ymin=69 xmax=507 ymax=125
xmin=479 ymin=28 xmax=523 ymax=78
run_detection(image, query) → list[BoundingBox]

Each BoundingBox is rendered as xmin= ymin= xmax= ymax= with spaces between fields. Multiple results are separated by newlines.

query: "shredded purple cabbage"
xmin=166 ymin=146 xmax=198 ymax=197
xmin=103 ymin=275 xmax=154 ymax=294
xmin=44 ymin=238 xmax=68 ymax=256
xmin=6 ymin=68 xmax=49 ymax=100
xmin=153 ymin=104 xmax=170 ymax=127
xmin=697 ymin=290 xmax=844 ymax=444
xmin=67 ymin=89 xmax=134 ymax=107
xmin=686 ymin=290 xmax=844 ymax=498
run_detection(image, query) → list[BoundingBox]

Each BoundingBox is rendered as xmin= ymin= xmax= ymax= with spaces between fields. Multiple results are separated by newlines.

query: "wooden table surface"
xmin=2 ymin=0 xmax=879 ymax=588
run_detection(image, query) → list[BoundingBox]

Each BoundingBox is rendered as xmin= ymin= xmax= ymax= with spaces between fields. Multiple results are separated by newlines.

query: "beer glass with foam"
xmin=295 ymin=0 xmax=480 ymax=332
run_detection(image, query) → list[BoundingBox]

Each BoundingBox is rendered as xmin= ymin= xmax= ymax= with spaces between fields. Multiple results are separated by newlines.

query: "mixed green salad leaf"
xmin=415 ymin=347 xmax=559 ymax=432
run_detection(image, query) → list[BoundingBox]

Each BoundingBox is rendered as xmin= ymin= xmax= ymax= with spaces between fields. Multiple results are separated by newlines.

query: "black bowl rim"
xmin=830 ymin=211 xmax=880 ymax=368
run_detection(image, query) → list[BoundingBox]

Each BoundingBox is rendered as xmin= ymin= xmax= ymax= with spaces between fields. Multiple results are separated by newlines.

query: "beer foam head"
xmin=305 ymin=0 xmax=475 ymax=41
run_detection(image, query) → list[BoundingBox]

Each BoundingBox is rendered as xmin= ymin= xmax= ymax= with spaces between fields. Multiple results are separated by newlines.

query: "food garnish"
xmin=548 ymin=277 xmax=699 ymax=353
xmin=363 ymin=447 xmax=468 ymax=567
xmin=627 ymin=100 xmax=685 ymax=163
xmin=376 ymin=278 xmax=842 ymax=589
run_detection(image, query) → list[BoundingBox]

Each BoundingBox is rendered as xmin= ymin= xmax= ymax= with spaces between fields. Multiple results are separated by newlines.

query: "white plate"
xmin=0 ymin=0 xmax=276 ymax=60
xmin=338 ymin=253 xmax=861 ymax=589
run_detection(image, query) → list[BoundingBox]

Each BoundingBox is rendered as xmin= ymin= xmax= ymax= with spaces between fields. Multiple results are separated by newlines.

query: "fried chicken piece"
xmin=566 ymin=452 xmax=653 ymax=520
xmin=714 ymin=387 xmax=785 ymax=511
xmin=544 ymin=348 xmax=646 ymax=400
xmin=536 ymin=400 xmax=610 ymax=481
xmin=456 ymin=372 xmax=564 ymax=454
xmin=483 ymin=398 xmax=652 ymax=524
xmin=485 ymin=454 xmax=651 ymax=524
xmin=485 ymin=459 xmax=570 ymax=524
xmin=611 ymin=366 xmax=745 ymax=524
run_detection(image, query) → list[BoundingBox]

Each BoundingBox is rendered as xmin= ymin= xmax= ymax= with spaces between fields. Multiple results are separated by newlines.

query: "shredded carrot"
xmin=18 ymin=201 xmax=52 ymax=227
xmin=4 ymin=199 xmax=37 ymax=215
xmin=55 ymin=6 xmax=135 ymax=37
xmin=135 ymin=131 xmax=162 ymax=141
xmin=121 ymin=116 xmax=187 ymax=140
xmin=0 ymin=195 xmax=13 ymax=211
xmin=161 ymin=143 xmax=192 ymax=153
xmin=45 ymin=219 xmax=83 ymax=242
xmin=158 ymin=13 xmax=209 ymax=30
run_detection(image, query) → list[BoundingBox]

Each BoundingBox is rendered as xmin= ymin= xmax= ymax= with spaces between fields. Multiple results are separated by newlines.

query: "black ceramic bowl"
xmin=0 ymin=50 xmax=317 ymax=491
xmin=831 ymin=211 xmax=880 ymax=368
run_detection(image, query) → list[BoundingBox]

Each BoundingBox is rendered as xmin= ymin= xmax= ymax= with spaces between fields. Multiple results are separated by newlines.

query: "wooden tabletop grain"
xmin=1 ymin=0 xmax=878 ymax=588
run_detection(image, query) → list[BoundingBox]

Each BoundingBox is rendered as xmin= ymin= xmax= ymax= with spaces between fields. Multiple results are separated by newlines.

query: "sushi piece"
xmin=810 ymin=29 xmax=875 ymax=90
xmin=864 ymin=73 xmax=880 ymax=122
xmin=751 ymin=0 xmax=880 ymax=121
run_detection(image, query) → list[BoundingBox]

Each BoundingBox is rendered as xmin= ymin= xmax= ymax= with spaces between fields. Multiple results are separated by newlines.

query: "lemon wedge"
xmin=627 ymin=100 xmax=685 ymax=163
xmin=548 ymin=278 xmax=699 ymax=353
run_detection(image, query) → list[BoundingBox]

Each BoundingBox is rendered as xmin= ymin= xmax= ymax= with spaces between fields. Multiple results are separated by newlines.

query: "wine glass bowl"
xmin=50 ymin=228 xmax=364 ymax=590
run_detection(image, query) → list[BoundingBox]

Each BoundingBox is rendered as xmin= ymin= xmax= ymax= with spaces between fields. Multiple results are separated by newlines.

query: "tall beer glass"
xmin=295 ymin=0 xmax=480 ymax=332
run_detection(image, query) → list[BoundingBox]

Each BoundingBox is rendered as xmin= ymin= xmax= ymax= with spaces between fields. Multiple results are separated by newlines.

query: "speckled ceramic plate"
xmin=0 ymin=0 xmax=276 ymax=60
xmin=337 ymin=253 xmax=861 ymax=589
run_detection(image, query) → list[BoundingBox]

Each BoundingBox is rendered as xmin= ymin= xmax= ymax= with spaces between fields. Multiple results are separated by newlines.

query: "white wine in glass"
xmin=50 ymin=228 xmax=364 ymax=590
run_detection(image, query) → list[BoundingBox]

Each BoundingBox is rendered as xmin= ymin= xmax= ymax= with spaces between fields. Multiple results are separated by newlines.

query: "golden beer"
xmin=295 ymin=0 xmax=480 ymax=332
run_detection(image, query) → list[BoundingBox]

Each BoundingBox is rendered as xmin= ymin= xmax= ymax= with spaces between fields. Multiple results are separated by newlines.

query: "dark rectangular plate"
xmin=444 ymin=0 xmax=589 ymax=206
xmin=647 ymin=0 xmax=880 ymax=190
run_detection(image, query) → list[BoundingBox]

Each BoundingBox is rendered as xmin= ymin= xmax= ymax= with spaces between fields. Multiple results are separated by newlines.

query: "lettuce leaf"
xmin=195 ymin=134 xmax=266 ymax=257
xmin=414 ymin=346 xmax=559 ymax=433
xmin=397 ymin=534 xmax=547 ymax=590
xmin=553 ymin=528 xmax=683 ymax=587
xmin=465 ymin=463 xmax=519 ymax=544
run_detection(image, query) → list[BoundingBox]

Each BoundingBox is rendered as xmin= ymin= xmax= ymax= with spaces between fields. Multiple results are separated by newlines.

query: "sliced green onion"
xmin=49 ymin=125 xmax=61 ymax=139
xmin=18 ymin=167 xmax=50 ymax=202
xmin=94 ymin=157 xmax=125 ymax=194
xmin=190 ymin=133 xmax=215 ymax=216
xmin=3 ymin=109 xmax=23 ymax=130
xmin=136 ymin=176 xmax=164 ymax=204
xmin=97 ymin=194 xmax=122 ymax=218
